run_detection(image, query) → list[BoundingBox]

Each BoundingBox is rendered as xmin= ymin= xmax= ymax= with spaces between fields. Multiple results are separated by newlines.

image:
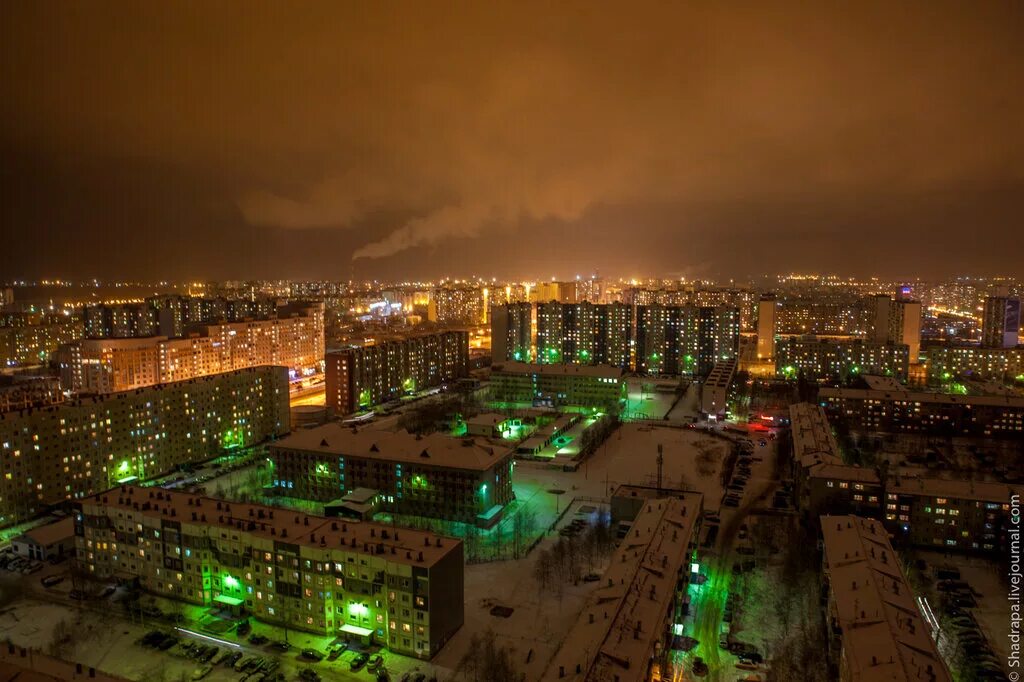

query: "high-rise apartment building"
xmin=982 ymin=293 xmax=1021 ymax=348
xmin=887 ymin=299 xmax=922 ymax=364
xmin=59 ymin=303 xmax=324 ymax=394
xmin=325 ymin=331 xmax=468 ymax=415
xmin=84 ymin=303 xmax=158 ymax=338
xmin=636 ymin=305 xmax=739 ymax=377
xmin=0 ymin=366 xmax=289 ymax=525
xmin=535 ymin=302 xmax=631 ymax=369
xmin=756 ymin=294 xmax=777 ymax=359
xmin=428 ymin=287 xmax=484 ymax=325
xmin=490 ymin=302 xmax=533 ymax=362
xmin=0 ymin=314 xmax=85 ymax=368
xmin=74 ymin=486 xmax=464 ymax=658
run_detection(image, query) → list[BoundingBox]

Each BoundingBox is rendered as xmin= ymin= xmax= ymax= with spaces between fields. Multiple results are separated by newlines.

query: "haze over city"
xmin=3 ymin=1 xmax=1024 ymax=280
xmin=1 ymin=4 xmax=1023 ymax=682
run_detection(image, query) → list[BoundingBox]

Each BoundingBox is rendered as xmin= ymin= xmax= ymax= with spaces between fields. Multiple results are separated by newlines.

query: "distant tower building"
xmin=871 ymin=294 xmax=891 ymax=343
xmin=490 ymin=302 xmax=533 ymax=362
xmin=982 ymin=291 xmax=1021 ymax=348
xmin=756 ymin=294 xmax=777 ymax=359
xmin=888 ymin=298 xmax=922 ymax=364
xmin=0 ymin=288 xmax=13 ymax=308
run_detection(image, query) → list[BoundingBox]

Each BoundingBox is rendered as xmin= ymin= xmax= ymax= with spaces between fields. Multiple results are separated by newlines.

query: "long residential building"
xmin=59 ymin=302 xmax=324 ymax=394
xmin=821 ymin=515 xmax=950 ymax=682
xmin=489 ymin=361 xmax=624 ymax=410
xmin=535 ymin=301 xmax=632 ymax=369
xmin=325 ymin=330 xmax=468 ymax=415
xmin=74 ymin=486 xmax=464 ymax=658
xmin=0 ymin=366 xmax=290 ymax=526
xmin=926 ymin=345 xmax=1024 ymax=384
xmin=775 ymin=337 xmax=909 ymax=382
xmin=541 ymin=493 xmax=702 ymax=682
xmin=791 ymin=402 xmax=1015 ymax=554
xmin=820 ymin=383 xmax=1024 ymax=438
xmin=790 ymin=403 xmax=883 ymax=520
xmin=269 ymin=425 xmax=514 ymax=525
xmin=884 ymin=477 xmax=1014 ymax=553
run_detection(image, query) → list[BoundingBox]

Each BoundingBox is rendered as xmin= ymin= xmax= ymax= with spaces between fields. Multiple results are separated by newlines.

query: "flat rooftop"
xmin=491 ymin=361 xmax=624 ymax=379
xmin=273 ymin=424 xmax=513 ymax=471
xmin=541 ymin=493 xmax=702 ymax=682
xmin=0 ymin=644 xmax=130 ymax=681
xmin=80 ymin=485 xmax=460 ymax=569
xmin=790 ymin=403 xmax=842 ymax=464
xmin=18 ymin=517 xmax=74 ymax=547
xmin=819 ymin=386 xmax=1024 ymax=408
xmin=821 ymin=515 xmax=950 ymax=682
xmin=888 ymin=476 xmax=1015 ymax=503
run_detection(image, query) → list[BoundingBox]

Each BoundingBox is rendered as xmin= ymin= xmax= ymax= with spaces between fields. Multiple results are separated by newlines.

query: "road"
xmin=682 ymin=438 xmax=780 ymax=682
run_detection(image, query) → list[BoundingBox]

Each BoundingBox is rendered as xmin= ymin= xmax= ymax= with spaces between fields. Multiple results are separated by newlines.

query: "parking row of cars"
xmin=932 ymin=567 xmax=1008 ymax=681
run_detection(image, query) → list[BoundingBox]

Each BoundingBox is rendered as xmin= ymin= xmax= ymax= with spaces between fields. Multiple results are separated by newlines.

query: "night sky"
xmin=2 ymin=2 xmax=1022 ymax=281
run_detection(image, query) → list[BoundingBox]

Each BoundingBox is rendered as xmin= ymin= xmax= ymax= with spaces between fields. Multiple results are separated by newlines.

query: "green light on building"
xmin=315 ymin=462 xmax=330 ymax=475
xmin=402 ymin=377 xmax=416 ymax=394
xmin=348 ymin=602 xmax=368 ymax=617
xmin=223 ymin=574 xmax=240 ymax=589
xmin=358 ymin=389 xmax=371 ymax=408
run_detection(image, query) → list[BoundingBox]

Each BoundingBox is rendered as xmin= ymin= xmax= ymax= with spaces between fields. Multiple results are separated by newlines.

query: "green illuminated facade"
xmin=74 ymin=486 xmax=465 ymax=659
xmin=489 ymin=361 xmax=625 ymax=410
xmin=270 ymin=427 xmax=515 ymax=524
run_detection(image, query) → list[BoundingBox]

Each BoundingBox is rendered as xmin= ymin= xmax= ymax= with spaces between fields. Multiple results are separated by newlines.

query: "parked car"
xmin=191 ymin=665 xmax=212 ymax=680
xmin=300 ymin=649 xmax=324 ymax=662
xmin=99 ymin=585 xmax=116 ymax=598
xmin=367 ymin=654 xmax=384 ymax=670
xmin=327 ymin=643 xmax=347 ymax=661
xmin=227 ymin=651 xmax=244 ymax=667
xmin=40 ymin=574 xmax=65 ymax=588
xmin=351 ymin=652 xmax=369 ymax=671
xmin=248 ymin=634 xmax=268 ymax=645
xmin=236 ymin=620 xmax=251 ymax=636
xmin=201 ymin=646 xmax=218 ymax=663
xmin=298 ymin=670 xmax=321 ymax=682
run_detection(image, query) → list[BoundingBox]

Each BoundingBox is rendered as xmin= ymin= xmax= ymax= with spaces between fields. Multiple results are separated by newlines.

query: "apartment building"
xmin=74 ymin=486 xmax=464 ymax=658
xmin=0 ymin=366 xmax=289 ymax=526
xmin=0 ymin=314 xmax=84 ymax=368
xmin=535 ymin=301 xmax=632 ymax=369
xmin=820 ymin=383 xmax=1024 ymax=438
xmin=269 ymin=425 xmax=514 ymax=526
xmin=884 ymin=477 xmax=1014 ymax=553
xmin=59 ymin=303 xmax=324 ymax=394
xmin=541 ymin=493 xmax=702 ymax=682
xmin=489 ymin=361 xmax=624 ymax=410
xmin=325 ymin=330 xmax=468 ymax=415
xmin=790 ymin=403 xmax=883 ymax=520
xmin=700 ymin=359 xmax=737 ymax=418
xmin=489 ymin=302 xmax=533 ymax=362
xmin=820 ymin=515 xmax=950 ymax=682
xmin=775 ymin=337 xmax=910 ymax=382
xmin=636 ymin=305 xmax=739 ymax=377
xmin=926 ymin=345 xmax=1024 ymax=384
